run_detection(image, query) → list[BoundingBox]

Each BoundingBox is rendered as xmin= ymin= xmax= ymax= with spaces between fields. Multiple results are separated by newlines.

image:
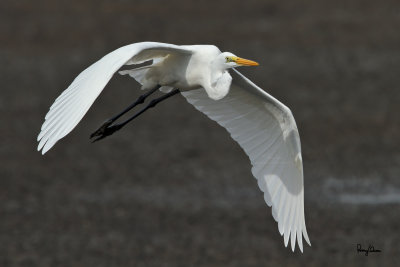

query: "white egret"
xmin=37 ymin=42 xmax=311 ymax=252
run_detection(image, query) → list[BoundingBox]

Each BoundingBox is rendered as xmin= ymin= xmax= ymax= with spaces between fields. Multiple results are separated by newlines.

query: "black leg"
xmin=90 ymin=85 xmax=160 ymax=139
xmin=90 ymin=89 xmax=180 ymax=142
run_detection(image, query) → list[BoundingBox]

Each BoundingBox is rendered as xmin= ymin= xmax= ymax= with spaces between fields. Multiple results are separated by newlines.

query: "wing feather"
xmin=37 ymin=42 xmax=192 ymax=154
xmin=181 ymin=69 xmax=310 ymax=252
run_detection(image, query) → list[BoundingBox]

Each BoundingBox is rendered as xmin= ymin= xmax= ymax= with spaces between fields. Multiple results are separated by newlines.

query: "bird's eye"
xmin=225 ymin=57 xmax=231 ymax=63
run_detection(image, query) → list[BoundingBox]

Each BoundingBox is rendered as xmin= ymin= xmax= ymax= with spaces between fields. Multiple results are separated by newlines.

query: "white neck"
xmin=203 ymin=68 xmax=232 ymax=100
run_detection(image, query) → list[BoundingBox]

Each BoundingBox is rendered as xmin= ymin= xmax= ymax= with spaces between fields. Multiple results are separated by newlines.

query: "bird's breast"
xmin=151 ymin=48 xmax=217 ymax=92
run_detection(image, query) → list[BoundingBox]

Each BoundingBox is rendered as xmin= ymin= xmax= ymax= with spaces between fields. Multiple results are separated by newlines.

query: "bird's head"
xmin=216 ymin=52 xmax=259 ymax=69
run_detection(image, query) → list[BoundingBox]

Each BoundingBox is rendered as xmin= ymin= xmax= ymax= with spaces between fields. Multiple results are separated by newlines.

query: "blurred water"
xmin=323 ymin=177 xmax=400 ymax=205
xmin=1 ymin=0 xmax=399 ymax=266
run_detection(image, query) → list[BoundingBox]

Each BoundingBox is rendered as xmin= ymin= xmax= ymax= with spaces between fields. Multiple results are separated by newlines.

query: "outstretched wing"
xmin=181 ymin=69 xmax=310 ymax=252
xmin=37 ymin=42 xmax=192 ymax=154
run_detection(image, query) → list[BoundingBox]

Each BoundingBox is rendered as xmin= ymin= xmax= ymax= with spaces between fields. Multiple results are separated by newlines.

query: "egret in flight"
xmin=37 ymin=42 xmax=311 ymax=252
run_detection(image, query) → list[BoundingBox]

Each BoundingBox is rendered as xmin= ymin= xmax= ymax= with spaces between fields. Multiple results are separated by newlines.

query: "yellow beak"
xmin=235 ymin=57 xmax=259 ymax=66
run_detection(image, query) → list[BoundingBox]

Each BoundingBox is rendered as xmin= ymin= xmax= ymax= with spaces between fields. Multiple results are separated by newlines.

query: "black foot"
xmin=90 ymin=119 xmax=114 ymax=139
xmin=90 ymin=121 xmax=123 ymax=143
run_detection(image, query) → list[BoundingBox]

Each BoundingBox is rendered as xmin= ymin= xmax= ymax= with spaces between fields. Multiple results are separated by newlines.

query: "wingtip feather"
xmin=284 ymin=230 xmax=290 ymax=247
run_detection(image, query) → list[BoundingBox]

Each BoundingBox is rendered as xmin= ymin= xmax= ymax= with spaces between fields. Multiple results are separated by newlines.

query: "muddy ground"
xmin=1 ymin=0 xmax=399 ymax=266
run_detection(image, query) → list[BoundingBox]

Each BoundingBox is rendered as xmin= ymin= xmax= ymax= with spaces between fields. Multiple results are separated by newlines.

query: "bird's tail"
xmin=118 ymin=65 xmax=152 ymax=85
xmin=119 ymin=58 xmax=174 ymax=93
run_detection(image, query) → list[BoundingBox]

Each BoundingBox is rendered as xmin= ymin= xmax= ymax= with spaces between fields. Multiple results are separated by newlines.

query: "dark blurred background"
xmin=1 ymin=0 xmax=399 ymax=266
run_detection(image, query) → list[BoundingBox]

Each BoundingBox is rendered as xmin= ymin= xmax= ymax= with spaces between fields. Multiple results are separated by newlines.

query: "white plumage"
xmin=37 ymin=42 xmax=310 ymax=252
